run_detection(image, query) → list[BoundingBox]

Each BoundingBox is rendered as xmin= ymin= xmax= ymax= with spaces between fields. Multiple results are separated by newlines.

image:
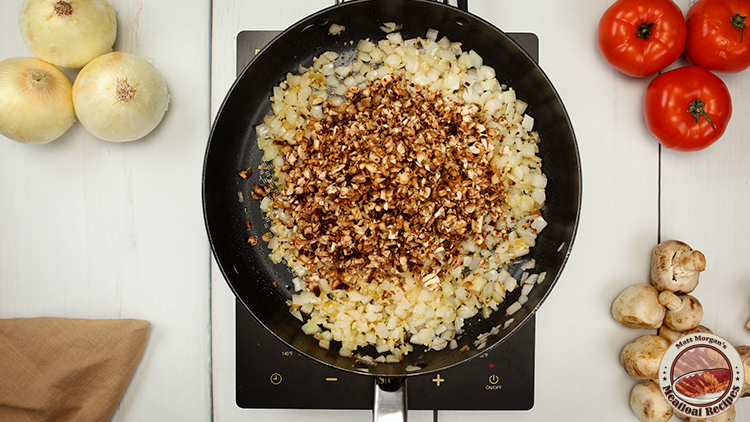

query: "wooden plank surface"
xmin=0 ymin=0 xmax=213 ymax=420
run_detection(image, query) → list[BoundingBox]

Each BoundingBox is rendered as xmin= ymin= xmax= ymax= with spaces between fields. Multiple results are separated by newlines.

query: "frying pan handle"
xmin=334 ymin=0 xmax=469 ymax=13
xmin=374 ymin=377 xmax=407 ymax=422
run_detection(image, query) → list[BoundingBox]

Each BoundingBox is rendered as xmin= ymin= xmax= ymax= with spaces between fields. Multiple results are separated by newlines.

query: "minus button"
xmin=325 ymin=377 xmax=338 ymax=382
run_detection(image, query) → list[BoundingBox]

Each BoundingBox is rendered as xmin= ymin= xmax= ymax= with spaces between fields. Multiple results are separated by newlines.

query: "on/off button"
xmin=270 ymin=372 xmax=282 ymax=385
xmin=486 ymin=374 xmax=502 ymax=390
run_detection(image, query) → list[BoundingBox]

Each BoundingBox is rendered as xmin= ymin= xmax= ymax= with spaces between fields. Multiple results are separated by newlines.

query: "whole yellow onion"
xmin=73 ymin=52 xmax=170 ymax=142
xmin=19 ymin=0 xmax=117 ymax=69
xmin=0 ymin=57 xmax=76 ymax=144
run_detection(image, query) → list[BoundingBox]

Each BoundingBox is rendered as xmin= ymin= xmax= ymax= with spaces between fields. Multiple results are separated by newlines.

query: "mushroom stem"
xmin=658 ymin=290 xmax=682 ymax=311
xmin=658 ymin=325 xmax=714 ymax=345
xmin=658 ymin=326 xmax=683 ymax=344
xmin=682 ymin=250 xmax=707 ymax=272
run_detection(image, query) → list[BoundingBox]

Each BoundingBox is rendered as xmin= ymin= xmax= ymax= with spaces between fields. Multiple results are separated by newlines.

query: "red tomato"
xmin=685 ymin=0 xmax=750 ymax=73
xmin=644 ymin=66 xmax=732 ymax=151
xmin=598 ymin=0 xmax=687 ymax=77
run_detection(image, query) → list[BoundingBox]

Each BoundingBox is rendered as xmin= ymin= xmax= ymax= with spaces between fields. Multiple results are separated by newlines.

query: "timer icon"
xmin=270 ymin=372 xmax=282 ymax=385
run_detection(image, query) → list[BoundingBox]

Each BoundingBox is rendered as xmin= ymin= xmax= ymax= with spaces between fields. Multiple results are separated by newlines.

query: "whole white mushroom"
xmin=736 ymin=345 xmax=750 ymax=397
xmin=685 ymin=405 xmax=736 ymax=422
xmin=658 ymin=291 xmax=703 ymax=332
xmin=621 ymin=334 xmax=670 ymax=380
xmin=612 ymin=284 xmax=666 ymax=329
xmin=630 ymin=380 xmax=673 ymax=422
xmin=650 ymin=240 xmax=706 ymax=293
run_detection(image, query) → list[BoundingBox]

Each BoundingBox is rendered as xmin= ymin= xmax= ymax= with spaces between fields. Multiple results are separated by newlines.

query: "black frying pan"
xmin=204 ymin=0 xmax=581 ymax=416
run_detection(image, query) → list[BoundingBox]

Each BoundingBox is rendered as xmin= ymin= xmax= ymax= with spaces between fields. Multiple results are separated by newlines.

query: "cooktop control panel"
xmin=236 ymin=300 xmax=535 ymax=410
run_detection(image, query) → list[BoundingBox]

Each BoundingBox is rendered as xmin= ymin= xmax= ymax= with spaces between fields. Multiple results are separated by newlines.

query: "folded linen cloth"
xmin=0 ymin=317 xmax=150 ymax=422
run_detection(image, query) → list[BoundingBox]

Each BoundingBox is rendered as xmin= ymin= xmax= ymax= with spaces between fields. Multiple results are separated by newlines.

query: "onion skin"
xmin=0 ymin=57 xmax=76 ymax=144
xmin=19 ymin=0 xmax=117 ymax=69
xmin=72 ymin=52 xmax=170 ymax=142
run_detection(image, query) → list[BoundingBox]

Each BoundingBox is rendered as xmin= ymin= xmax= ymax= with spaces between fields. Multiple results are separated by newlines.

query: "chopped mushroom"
xmin=650 ymin=240 xmax=706 ymax=293
xmin=621 ymin=334 xmax=671 ymax=380
xmin=630 ymin=380 xmax=673 ymax=422
xmin=612 ymin=284 xmax=666 ymax=329
xmin=658 ymin=291 xmax=703 ymax=332
xmin=746 ymin=317 xmax=750 ymax=332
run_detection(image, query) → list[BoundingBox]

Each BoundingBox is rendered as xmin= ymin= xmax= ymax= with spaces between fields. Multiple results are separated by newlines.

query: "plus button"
xmin=432 ymin=374 xmax=445 ymax=387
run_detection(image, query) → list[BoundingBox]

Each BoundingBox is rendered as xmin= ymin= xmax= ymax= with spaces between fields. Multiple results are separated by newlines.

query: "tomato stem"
xmin=687 ymin=98 xmax=716 ymax=133
xmin=637 ymin=22 xmax=655 ymax=40
xmin=731 ymin=14 xmax=746 ymax=42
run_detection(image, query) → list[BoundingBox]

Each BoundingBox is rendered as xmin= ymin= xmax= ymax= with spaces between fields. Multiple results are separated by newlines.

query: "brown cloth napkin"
xmin=0 ymin=317 xmax=151 ymax=422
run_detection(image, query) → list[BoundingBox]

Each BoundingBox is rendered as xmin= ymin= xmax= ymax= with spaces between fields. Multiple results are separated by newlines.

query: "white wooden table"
xmin=2 ymin=0 xmax=750 ymax=421
xmin=0 ymin=0 xmax=212 ymax=420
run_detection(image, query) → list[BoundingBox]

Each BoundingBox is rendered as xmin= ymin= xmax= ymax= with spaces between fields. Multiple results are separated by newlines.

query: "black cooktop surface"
xmin=235 ymin=29 xmax=539 ymax=411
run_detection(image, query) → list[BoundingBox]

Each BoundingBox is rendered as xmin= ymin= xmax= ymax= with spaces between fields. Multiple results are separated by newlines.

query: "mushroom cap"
xmin=630 ymin=380 xmax=673 ymax=422
xmin=650 ymin=240 xmax=706 ymax=294
xmin=736 ymin=345 xmax=750 ymax=397
xmin=684 ymin=324 xmax=713 ymax=336
xmin=612 ymin=284 xmax=666 ymax=329
xmin=621 ymin=334 xmax=670 ymax=380
xmin=684 ymin=405 xmax=735 ymax=422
